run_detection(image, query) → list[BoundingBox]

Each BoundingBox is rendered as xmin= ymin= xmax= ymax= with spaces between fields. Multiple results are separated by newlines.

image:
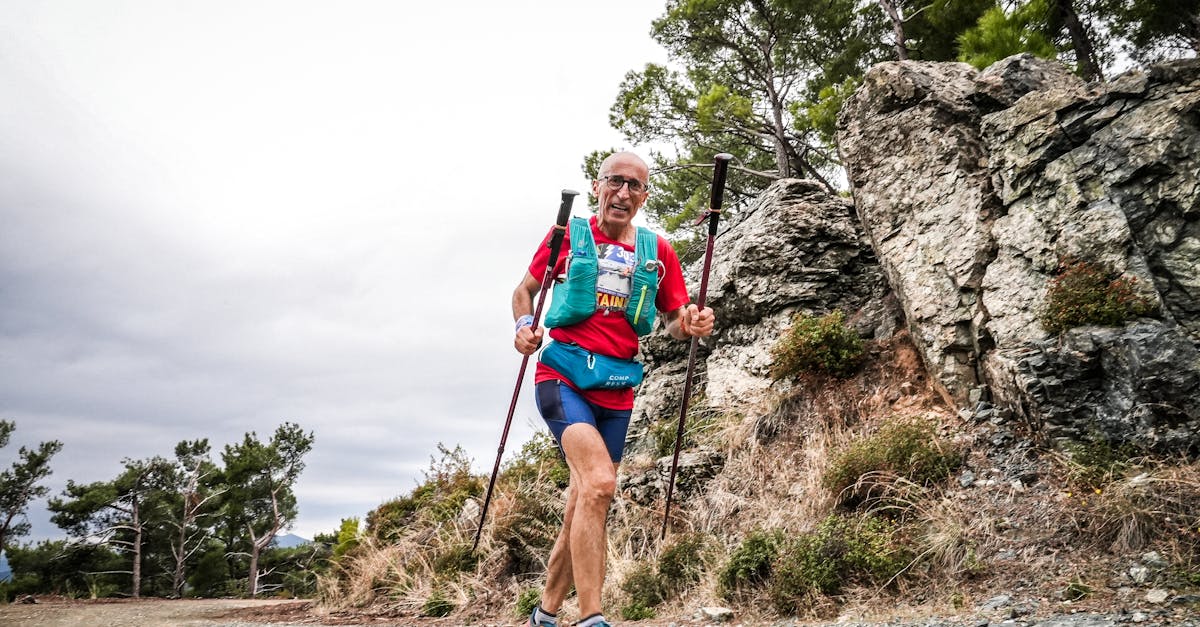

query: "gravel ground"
xmin=0 ymin=598 xmax=311 ymax=627
xmin=0 ymin=598 xmax=1196 ymax=627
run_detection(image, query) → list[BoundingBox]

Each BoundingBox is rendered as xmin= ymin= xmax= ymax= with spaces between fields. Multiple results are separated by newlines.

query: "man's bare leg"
xmin=539 ymin=483 xmax=576 ymax=614
xmin=540 ymin=423 xmax=618 ymax=619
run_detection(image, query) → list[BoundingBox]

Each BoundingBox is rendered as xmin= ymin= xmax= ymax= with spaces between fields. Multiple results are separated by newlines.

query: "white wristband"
xmin=515 ymin=315 xmax=535 ymax=332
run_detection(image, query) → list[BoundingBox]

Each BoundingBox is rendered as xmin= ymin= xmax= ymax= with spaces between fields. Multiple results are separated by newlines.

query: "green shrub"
xmin=1063 ymin=434 xmax=1139 ymax=490
xmin=366 ymin=443 xmax=483 ymax=538
xmin=770 ymin=310 xmax=865 ymax=379
xmin=620 ymin=562 xmax=664 ymax=612
xmin=422 ymin=589 xmax=455 ymax=617
xmin=332 ymin=517 xmax=360 ymax=559
xmin=770 ymin=515 xmax=911 ymax=614
xmin=1040 ymin=260 xmax=1154 ymax=334
xmin=617 ymin=561 xmax=662 ymax=618
xmin=621 ymin=601 xmax=657 ymax=620
xmin=515 ymin=587 xmax=541 ymax=618
xmin=823 ymin=415 xmax=963 ymax=507
xmin=658 ymin=533 xmax=709 ymax=596
xmin=500 ymin=432 xmax=570 ymax=490
xmin=718 ymin=530 xmax=781 ymax=597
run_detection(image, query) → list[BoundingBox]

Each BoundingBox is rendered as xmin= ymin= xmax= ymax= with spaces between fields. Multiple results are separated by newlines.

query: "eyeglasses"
xmin=598 ymin=175 xmax=648 ymax=194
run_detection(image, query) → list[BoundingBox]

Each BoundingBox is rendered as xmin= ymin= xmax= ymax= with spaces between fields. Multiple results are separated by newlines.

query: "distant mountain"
xmin=272 ymin=533 xmax=310 ymax=548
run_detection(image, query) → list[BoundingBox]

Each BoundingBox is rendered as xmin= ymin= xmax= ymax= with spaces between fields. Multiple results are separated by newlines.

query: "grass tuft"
xmin=823 ymin=414 xmax=963 ymax=508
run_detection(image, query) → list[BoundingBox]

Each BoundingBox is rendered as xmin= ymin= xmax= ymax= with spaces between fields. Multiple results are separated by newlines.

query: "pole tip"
xmin=714 ymin=153 xmax=733 ymax=163
xmin=561 ymin=189 xmax=580 ymax=197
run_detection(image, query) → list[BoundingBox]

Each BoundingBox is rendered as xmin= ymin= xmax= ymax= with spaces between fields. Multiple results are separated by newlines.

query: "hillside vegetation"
xmin=317 ymin=330 xmax=1200 ymax=623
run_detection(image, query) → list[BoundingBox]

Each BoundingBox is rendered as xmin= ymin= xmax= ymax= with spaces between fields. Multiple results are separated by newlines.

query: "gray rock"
xmin=627 ymin=178 xmax=890 ymax=458
xmin=981 ymin=594 xmax=1013 ymax=610
xmin=839 ymin=59 xmax=993 ymax=406
xmin=1029 ymin=615 xmax=1115 ymax=627
xmin=655 ymin=448 xmax=725 ymax=500
xmin=1140 ymin=551 xmax=1168 ymax=569
xmin=1146 ymin=588 xmax=1170 ymax=604
xmin=839 ymin=54 xmax=1200 ymax=453
xmin=699 ymin=606 xmax=735 ymax=622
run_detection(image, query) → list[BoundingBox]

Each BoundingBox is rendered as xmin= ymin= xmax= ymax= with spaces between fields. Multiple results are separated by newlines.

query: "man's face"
xmin=593 ymin=153 xmax=649 ymax=233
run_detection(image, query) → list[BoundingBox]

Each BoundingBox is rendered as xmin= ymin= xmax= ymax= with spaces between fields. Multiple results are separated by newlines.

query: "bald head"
xmin=598 ymin=152 xmax=649 ymax=179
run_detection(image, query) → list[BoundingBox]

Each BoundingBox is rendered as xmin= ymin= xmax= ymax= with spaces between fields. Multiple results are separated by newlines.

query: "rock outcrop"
xmin=626 ymin=178 xmax=894 ymax=464
xmin=627 ymin=54 xmax=1198 ymax=469
xmin=838 ymin=54 xmax=1200 ymax=451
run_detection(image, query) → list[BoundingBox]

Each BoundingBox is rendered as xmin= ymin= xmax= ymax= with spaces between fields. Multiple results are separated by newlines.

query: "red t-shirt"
xmin=527 ymin=216 xmax=690 ymax=409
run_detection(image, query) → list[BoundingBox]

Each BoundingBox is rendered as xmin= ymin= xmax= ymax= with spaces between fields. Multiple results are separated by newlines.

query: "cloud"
xmin=0 ymin=0 xmax=667 ymax=544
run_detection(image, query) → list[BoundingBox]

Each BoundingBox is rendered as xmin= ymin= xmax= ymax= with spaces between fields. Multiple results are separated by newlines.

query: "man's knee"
xmin=578 ymin=470 xmax=617 ymax=505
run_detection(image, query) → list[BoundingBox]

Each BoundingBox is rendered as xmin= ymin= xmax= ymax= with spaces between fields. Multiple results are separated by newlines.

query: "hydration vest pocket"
xmin=544 ymin=238 xmax=599 ymax=329
xmin=626 ymin=228 xmax=661 ymax=335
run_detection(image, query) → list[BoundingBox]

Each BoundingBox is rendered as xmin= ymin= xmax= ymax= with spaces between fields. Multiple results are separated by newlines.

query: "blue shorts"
xmin=535 ymin=380 xmax=632 ymax=463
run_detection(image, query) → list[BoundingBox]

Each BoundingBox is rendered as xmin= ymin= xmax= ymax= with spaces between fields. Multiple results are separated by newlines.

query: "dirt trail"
xmin=0 ymin=598 xmax=316 ymax=627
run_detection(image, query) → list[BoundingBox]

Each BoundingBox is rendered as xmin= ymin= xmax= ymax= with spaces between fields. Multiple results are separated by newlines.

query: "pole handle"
xmin=556 ymin=189 xmax=578 ymax=227
xmin=707 ymin=154 xmax=733 ymax=223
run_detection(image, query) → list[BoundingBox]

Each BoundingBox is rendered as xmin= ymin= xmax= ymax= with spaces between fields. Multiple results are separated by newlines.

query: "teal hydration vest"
xmin=544 ymin=217 xmax=662 ymax=336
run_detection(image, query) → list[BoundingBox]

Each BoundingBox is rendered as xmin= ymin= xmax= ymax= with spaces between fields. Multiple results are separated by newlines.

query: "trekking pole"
xmin=661 ymin=153 xmax=732 ymax=541
xmin=473 ymin=189 xmax=579 ymax=552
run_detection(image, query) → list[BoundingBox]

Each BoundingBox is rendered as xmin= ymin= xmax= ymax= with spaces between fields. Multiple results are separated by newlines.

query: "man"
xmin=512 ymin=152 xmax=715 ymax=627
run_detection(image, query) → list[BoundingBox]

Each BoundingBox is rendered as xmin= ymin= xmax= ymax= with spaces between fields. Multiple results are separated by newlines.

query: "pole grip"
xmin=556 ymin=189 xmax=578 ymax=227
xmin=541 ymin=190 xmax=578 ymax=298
xmin=706 ymin=154 xmax=733 ymax=237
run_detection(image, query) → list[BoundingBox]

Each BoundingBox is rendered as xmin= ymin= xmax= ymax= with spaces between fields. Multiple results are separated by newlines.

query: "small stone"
xmin=1132 ymin=611 xmax=1149 ymax=622
xmin=969 ymin=387 xmax=984 ymax=404
xmin=1129 ymin=564 xmax=1150 ymax=584
xmin=700 ymin=606 xmax=735 ymax=623
xmin=981 ymin=594 xmax=1013 ymax=610
xmin=1146 ymin=588 xmax=1170 ymax=604
xmin=1141 ymin=551 xmax=1168 ymax=569
xmin=959 ymin=470 xmax=976 ymax=487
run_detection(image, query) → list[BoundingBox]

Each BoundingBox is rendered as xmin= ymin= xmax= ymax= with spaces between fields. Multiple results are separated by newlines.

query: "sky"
xmin=0 ymin=0 xmax=671 ymax=544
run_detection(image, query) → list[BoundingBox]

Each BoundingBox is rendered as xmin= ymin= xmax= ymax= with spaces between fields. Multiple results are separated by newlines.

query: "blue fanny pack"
xmin=539 ymin=341 xmax=644 ymax=390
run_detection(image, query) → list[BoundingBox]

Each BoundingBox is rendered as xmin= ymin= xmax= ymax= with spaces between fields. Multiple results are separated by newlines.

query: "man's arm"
xmin=663 ymin=304 xmax=715 ymax=341
xmin=512 ymin=272 xmax=543 ymax=355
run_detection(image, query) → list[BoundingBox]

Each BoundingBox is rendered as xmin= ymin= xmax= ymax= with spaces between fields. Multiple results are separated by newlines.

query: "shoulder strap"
xmin=635 ymin=226 xmax=657 ymax=263
xmin=569 ymin=216 xmax=594 ymax=255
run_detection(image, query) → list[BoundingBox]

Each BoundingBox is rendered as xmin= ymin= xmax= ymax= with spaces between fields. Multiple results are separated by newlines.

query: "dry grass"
xmin=317 ymin=332 xmax=1200 ymax=623
xmin=1070 ymin=458 xmax=1200 ymax=556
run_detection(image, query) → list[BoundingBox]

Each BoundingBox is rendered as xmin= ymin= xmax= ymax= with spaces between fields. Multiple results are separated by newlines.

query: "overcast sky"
xmin=0 ymin=1 xmax=670 ymax=543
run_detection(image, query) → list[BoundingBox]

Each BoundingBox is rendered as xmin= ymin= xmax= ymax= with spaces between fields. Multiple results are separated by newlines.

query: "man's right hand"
xmin=515 ymin=325 xmax=543 ymax=355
